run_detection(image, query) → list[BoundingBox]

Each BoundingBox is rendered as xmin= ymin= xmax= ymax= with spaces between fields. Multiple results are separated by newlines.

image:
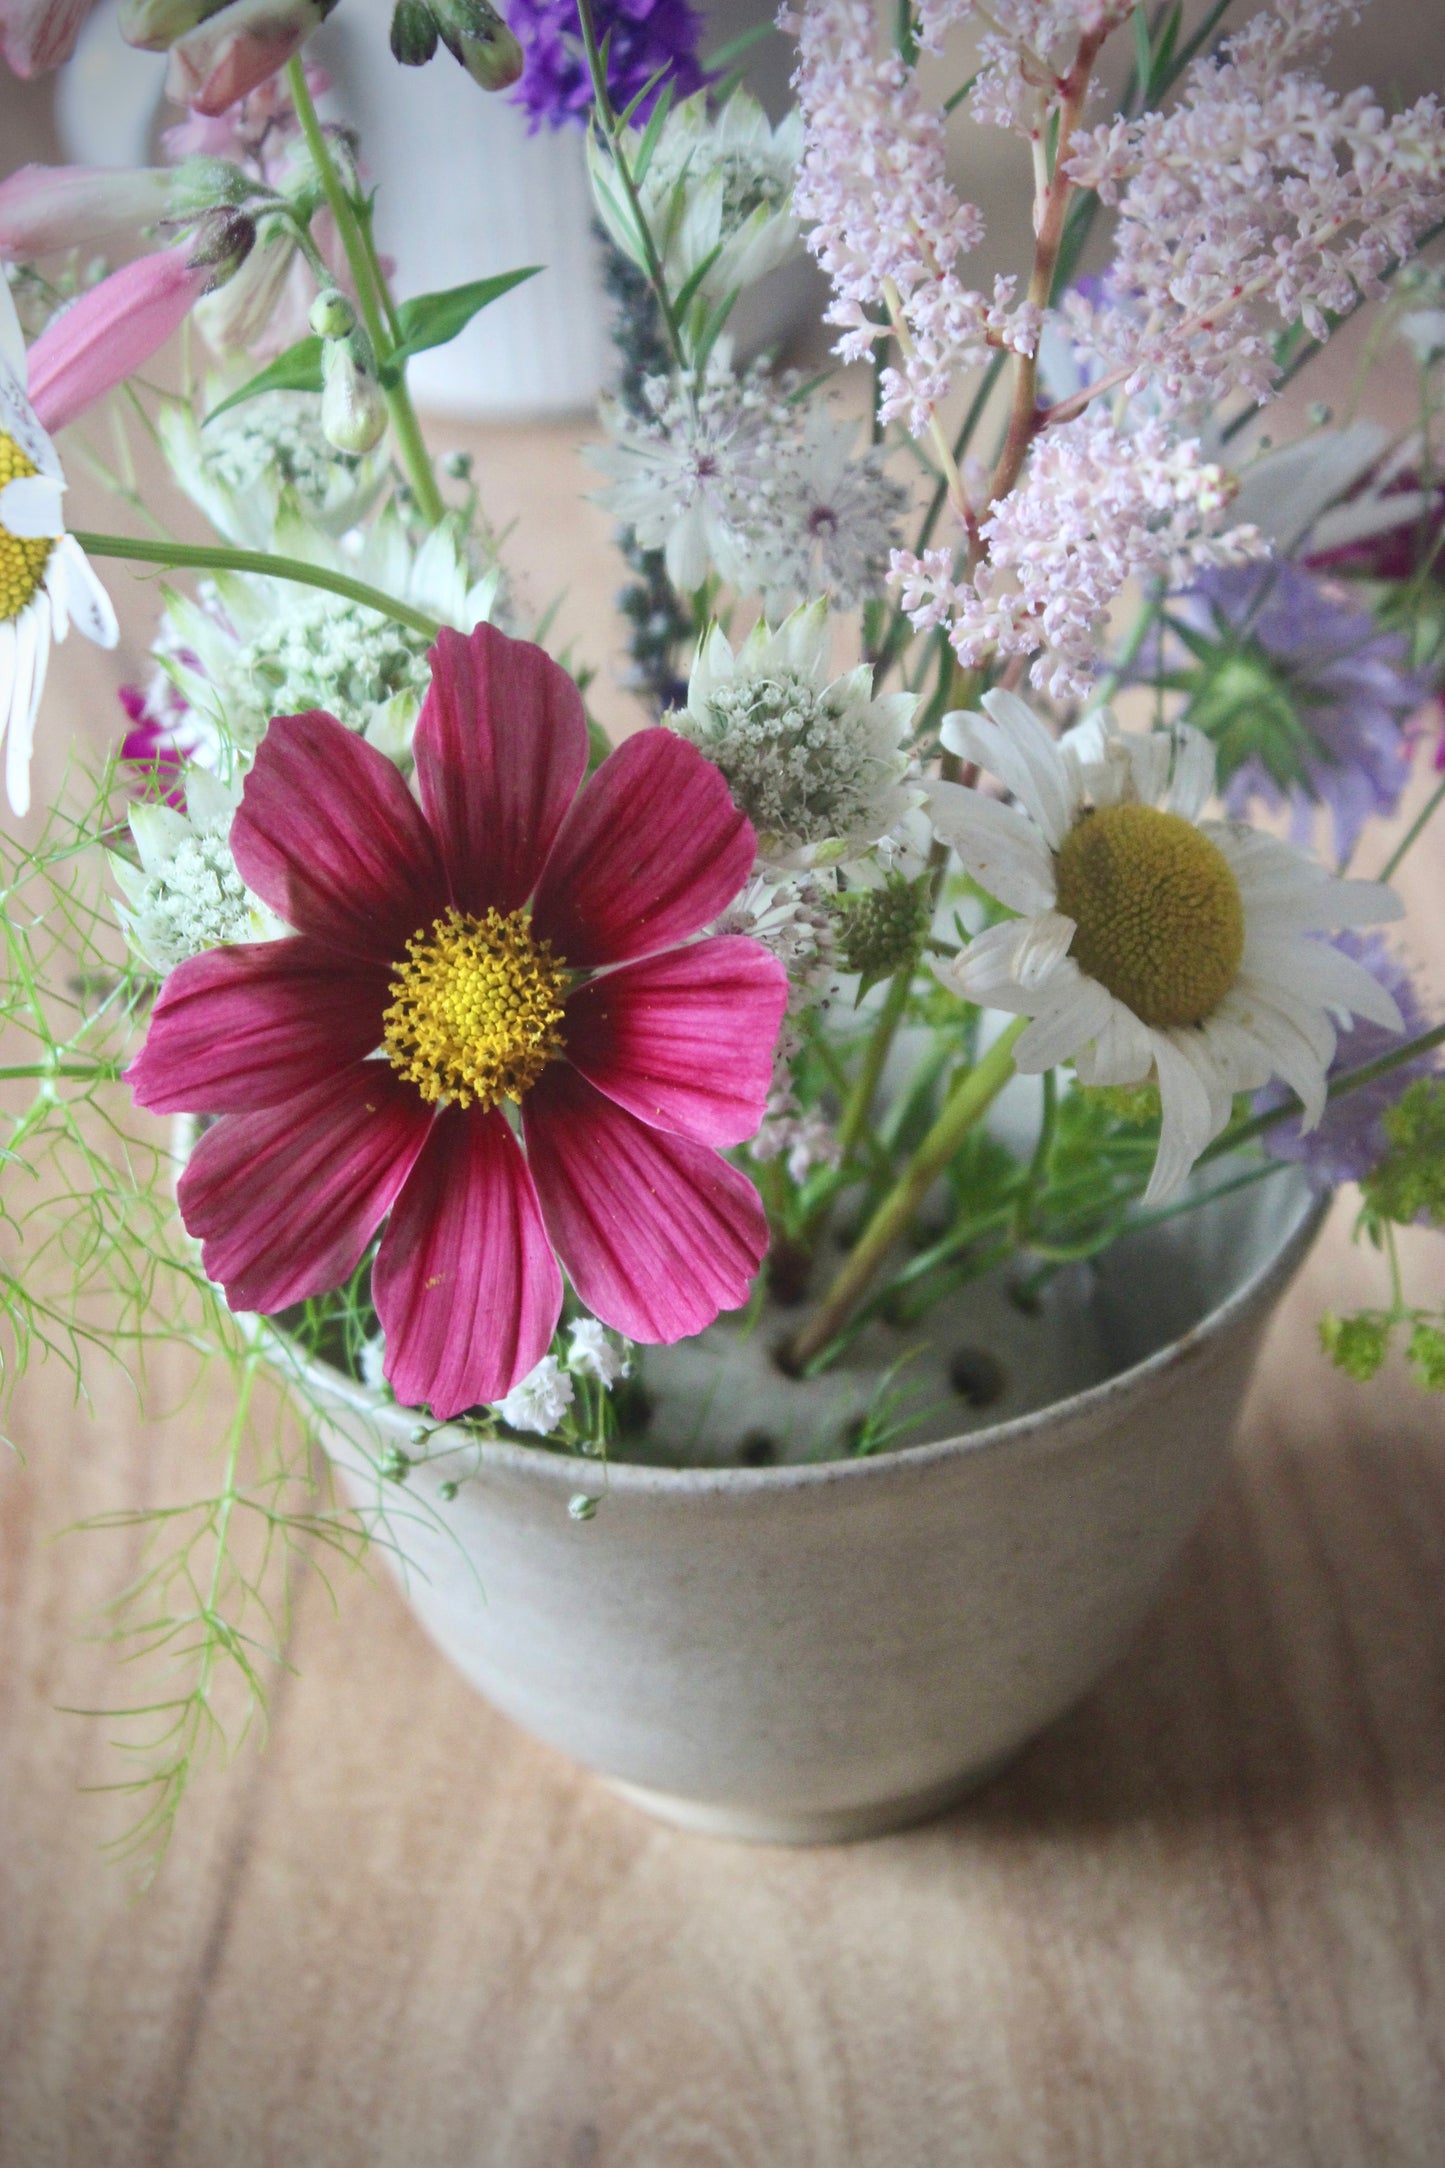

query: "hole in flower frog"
xmin=949 ymin=1348 xmax=1007 ymax=1410
xmin=738 ymin=1430 xmax=778 ymax=1467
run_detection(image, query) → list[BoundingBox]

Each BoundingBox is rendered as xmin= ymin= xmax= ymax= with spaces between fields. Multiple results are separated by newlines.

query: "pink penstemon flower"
xmin=127 ymin=623 xmax=790 ymax=1418
xmin=0 ymin=0 xmax=97 ymax=75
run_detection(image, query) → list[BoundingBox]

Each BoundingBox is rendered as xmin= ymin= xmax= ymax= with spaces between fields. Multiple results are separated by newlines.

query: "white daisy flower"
xmin=672 ymin=600 xmax=920 ymax=871
xmin=928 ymin=689 xmax=1406 ymax=1205
xmin=0 ymin=277 xmax=117 ymax=817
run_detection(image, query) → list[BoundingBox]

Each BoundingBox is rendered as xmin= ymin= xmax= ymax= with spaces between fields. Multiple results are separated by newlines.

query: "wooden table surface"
xmin=2 ymin=414 xmax=1445 ymax=2168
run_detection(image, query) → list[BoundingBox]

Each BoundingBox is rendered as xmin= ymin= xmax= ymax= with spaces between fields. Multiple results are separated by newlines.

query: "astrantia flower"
xmin=111 ymin=767 xmax=283 ymax=972
xmin=0 ymin=277 xmax=117 ymax=817
xmin=157 ymin=392 xmax=387 ymax=551
xmin=1174 ymin=562 xmax=1423 ymax=860
xmin=1258 ymin=930 xmax=1441 ymax=1192
xmin=750 ymin=406 xmax=907 ymax=617
xmin=672 ymin=602 xmax=919 ymax=870
xmin=127 ymin=623 xmax=788 ymax=1417
xmin=928 ymin=690 xmax=1406 ymax=1204
xmin=504 ymin=0 xmax=704 ymax=130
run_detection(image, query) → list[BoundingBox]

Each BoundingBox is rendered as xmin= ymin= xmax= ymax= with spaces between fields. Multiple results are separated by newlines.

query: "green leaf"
xmin=673 ymin=240 xmax=726 ymax=320
xmin=631 ymin=79 xmax=676 ymax=186
xmin=1131 ymin=3 xmax=1153 ymax=94
xmin=381 ymin=268 xmax=541 ymax=381
xmin=203 ymin=337 xmax=324 ymax=425
xmin=618 ymin=63 xmax=673 ymax=134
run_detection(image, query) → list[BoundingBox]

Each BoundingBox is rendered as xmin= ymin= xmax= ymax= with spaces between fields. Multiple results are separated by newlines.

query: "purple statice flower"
xmin=503 ymin=0 xmax=705 ymax=130
xmin=1258 ymin=931 xmax=1440 ymax=1192
xmin=1177 ymin=560 xmax=1425 ymax=862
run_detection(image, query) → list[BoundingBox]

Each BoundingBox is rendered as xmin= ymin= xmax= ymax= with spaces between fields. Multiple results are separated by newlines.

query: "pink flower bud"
xmin=164 ymin=0 xmax=337 ymax=116
xmin=0 ymin=163 xmax=172 ymax=256
xmin=0 ymin=0 xmax=98 ymax=76
xmin=26 ymin=248 xmax=216 ymax=433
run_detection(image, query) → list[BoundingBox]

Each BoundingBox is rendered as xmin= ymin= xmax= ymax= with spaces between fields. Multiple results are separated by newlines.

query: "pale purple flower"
xmin=893 ymin=412 xmax=1263 ymax=698
xmin=1259 ymin=930 xmax=1439 ymax=1190
xmin=1179 ymin=561 xmax=1423 ymax=860
xmin=503 ymin=0 xmax=704 ymax=130
xmin=1065 ymin=0 xmax=1445 ymax=414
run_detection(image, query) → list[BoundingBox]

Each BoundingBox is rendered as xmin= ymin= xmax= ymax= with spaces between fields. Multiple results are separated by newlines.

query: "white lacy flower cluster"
xmin=787 ymin=0 xmax=1040 ymax=436
xmin=111 ymin=772 xmax=281 ymax=973
xmin=893 ymin=412 xmax=1265 ymax=698
xmin=158 ymin=393 xmax=386 ymax=550
xmin=592 ymin=362 xmax=904 ymax=609
xmin=1064 ymin=0 xmax=1445 ymax=411
xmin=672 ymin=604 xmax=919 ymax=867
xmin=494 ymin=1323 xmax=632 ymax=1436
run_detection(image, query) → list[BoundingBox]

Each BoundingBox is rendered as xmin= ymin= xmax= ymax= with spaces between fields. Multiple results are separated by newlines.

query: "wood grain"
xmin=2 ymin=416 xmax=1445 ymax=2168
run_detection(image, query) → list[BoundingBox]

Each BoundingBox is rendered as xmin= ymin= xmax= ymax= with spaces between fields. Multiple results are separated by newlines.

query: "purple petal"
xmin=373 ymin=1103 xmax=562 ymax=1417
xmin=531 ymin=729 xmax=755 ymax=968
xmin=562 ymin=936 xmax=787 ymax=1144
xmin=413 ymin=623 xmax=588 ymax=917
xmin=523 ymin=1062 xmax=768 ymax=1342
xmin=127 ymin=938 xmax=390 ymax=1114
xmin=178 ymin=1062 xmax=432 ymax=1314
xmin=231 ymin=710 xmax=447 ymax=965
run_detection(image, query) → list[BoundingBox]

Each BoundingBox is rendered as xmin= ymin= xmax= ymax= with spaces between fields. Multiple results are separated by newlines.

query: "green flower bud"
xmin=431 ymin=0 xmax=523 ymax=88
xmin=1319 ymin=1311 xmax=1391 ymax=1383
xmin=309 ymin=286 xmax=358 ymax=340
xmin=166 ymin=156 xmax=258 ymax=215
xmin=832 ymin=872 xmax=930 ymax=990
xmin=568 ymin=1493 xmax=599 ymax=1522
xmin=391 ymin=0 xmax=439 ymax=64
xmin=321 ymin=335 xmax=387 ymax=456
xmin=185 ymin=207 xmax=256 ymax=287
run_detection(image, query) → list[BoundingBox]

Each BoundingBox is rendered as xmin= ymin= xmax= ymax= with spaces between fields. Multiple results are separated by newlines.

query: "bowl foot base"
xmin=609 ymin=1751 xmax=1019 ymax=1846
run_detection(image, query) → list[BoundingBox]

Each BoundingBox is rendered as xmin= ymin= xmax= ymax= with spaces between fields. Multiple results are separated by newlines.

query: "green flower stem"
xmin=73 ymin=531 xmax=443 ymax=642
xmin=836 ymin=966 xmax=914 ymax=1164
xmin=284 ymin=58 xmax=447 ymax=529
xmin=1381 ymin=770 xmax=1445 ymax=883
xmin=0 ymin=1060 xmax=122 ymax=1081
xmin=785 ymin=1016 xmax=1029 ymax=1372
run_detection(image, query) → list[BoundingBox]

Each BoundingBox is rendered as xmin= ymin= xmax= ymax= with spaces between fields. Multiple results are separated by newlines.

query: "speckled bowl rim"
xmin=266 ymin=1173 xmax=1329 ymax=1497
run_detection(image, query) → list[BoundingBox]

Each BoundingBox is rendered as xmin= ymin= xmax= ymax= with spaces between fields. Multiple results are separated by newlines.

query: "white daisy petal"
xmin=1236 ymin=996 xmax=1334 ymax=1127
xmin=1164 ymin=725 xmax=1216 ymax=822
xmin=1013 ymin=974 xmax=1116 ymax=1072
xmin=1125 ymin=730 xmax=1172 ymax=806
xmin=4 ymin=604 xmax=44 ymax=818
xmin=1244 ymin=933 xmax=1405 ymax=1033
xmin=927 ymin=778 xmax=1057 ymax=915
xmin=1146 ymin=1032 xmax=1218 ymax=1203
xmin=1010 ymin=909 xmax=1076 ymax=989
xmin=948 ymin=918 xmax=1046 ymax=1006
xmin=1073 ymin=998 xmax=1155 ymax=1087
xmin=1232 ymin=971 xmax=1337 ymax=1066
xmin=49 ymin=535 xmax=118 ymax=648
xmin=0 ymin=616 xmax=15 ymax=754
xmin=977 ymin=688 xmax=1076 ymax=846
xmin=1168 ymin=1025 xmax=1234 ymax=1139
xmin=0 ymin=277 xmax=25 ymax=382
xmin=0 ymin=473 xmax=65 ymax=538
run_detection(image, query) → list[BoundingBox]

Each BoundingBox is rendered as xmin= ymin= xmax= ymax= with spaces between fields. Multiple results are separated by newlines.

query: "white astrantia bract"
xmin=151 ymin=501 xmax=500 ymax=768
xmin=0 ymin=277 xmax=117 ymax=817
xmin=927 ymin=689 xmax=1407 ymax=1205
xmin=588 ymin=89 xmax=803 ymax=314
xmin=158 ymin=391 xmax=389 ymax=552
xmin=495 ymin=1355 xmax=575 ymax=1436
xmin=749 ymin=404 xmax=907 ymax=617
xmin=111 ymin=767 xmax=284 ymax=972
xmin=672 ymin=600 xmax=920 ymax=870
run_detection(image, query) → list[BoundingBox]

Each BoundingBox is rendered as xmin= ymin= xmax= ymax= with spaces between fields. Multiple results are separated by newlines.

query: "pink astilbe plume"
xmin=1064 ymin=0 xmax=1445 ymax=412
xmin=128 ymin=624 xmax=789 ymax=1419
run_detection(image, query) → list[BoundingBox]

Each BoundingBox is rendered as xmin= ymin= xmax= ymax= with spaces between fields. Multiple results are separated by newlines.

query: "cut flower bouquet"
xmin=2 ymin=0 xmax=1444 ymax=1851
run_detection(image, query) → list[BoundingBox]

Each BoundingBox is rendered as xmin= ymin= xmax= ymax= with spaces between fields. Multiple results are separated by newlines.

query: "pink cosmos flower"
xmin=127 ymin=623 xmax=788 ymax=1419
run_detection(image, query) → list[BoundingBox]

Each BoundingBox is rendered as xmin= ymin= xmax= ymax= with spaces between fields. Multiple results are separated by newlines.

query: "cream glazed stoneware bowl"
xmin=278 ymin=1173 xmax=1327 ymax=1843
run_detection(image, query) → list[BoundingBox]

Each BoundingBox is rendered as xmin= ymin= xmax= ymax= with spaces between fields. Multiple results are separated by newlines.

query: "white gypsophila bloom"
xmin=747 ymin=405 xmax=908 ymax=616
xmin=0 ymin=277 xmax=117 ymax=817
xmin=589 ymin=357 xmax=783 ymax=595
xmin=927 ymin=688 xmax=1406 ymax=1204
xmin=495 ymin=1355 xmax=575 ymax=1436
xmin=154 ymin=501 xmax=499 ymax=767
xmin=589 ymin=88 xmax=803 ymax=312
xmin=566 ymin=1318 xmax=631 ymax=1387
xmin=673 ymin=601 xmax=919 ymax=869
xmin=158 ymin=391 xmax=387 ymax=550
xmin=110 ymin=767 xmax=284 ymax=972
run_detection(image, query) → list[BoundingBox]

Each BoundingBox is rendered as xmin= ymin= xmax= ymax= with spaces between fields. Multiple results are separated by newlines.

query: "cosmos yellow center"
xmin=1054 ymin=803 xmax=1245 ymax=1030
xmin=382 ymin=907 xmax=567 ymax=1109
xmin=0 ymin=431 xmax=53 ymax=623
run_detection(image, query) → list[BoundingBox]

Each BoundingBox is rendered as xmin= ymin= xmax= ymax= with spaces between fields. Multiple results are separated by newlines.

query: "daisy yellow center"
xmin=382 ymin=907 xmax=567 ymax=1110
xmin=1054 ymin=803 xmax=1245 ymax=1030
xmin=0 ymin=432 xmax=53 ymax=623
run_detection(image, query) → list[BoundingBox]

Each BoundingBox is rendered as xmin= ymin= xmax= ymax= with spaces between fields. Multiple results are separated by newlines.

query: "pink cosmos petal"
xmin=0 ymin=0 xmax=95 ymax=76
xmin=530 ymin=730 xmax=755 ymax=969
xmin=231 ymin=710 xmax=448 ymax=965
xmin=178 ymin=1062 xmax=432 ymax=1316
xmin=126 ymin=937 xmax=389 ymax=1116
xmin=562 ymin=937 xmax=788 ymax=1146
xmin=373 ymin=1104 xmax=562 ymax=1418
xmin=27 ymin=251 xmax=213 ymax=434
xmin=413 ymin=623 xmax=589 ymax=918
xmin=523 ymin=1063 xmax=768 ymax=1343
